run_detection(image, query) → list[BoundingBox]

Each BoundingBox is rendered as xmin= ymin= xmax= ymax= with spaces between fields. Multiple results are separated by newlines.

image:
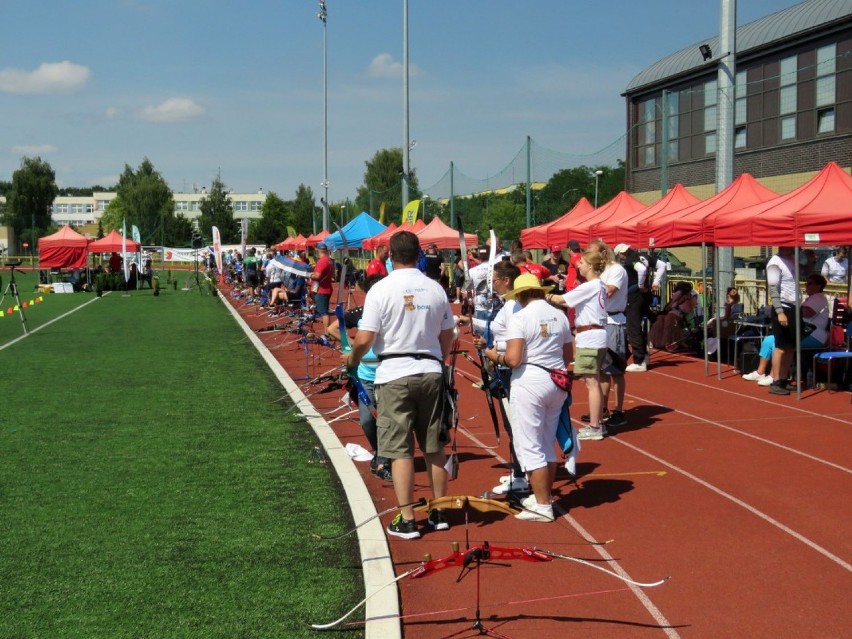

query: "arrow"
xmin=582 ymin=471 xmax=667 ymax=478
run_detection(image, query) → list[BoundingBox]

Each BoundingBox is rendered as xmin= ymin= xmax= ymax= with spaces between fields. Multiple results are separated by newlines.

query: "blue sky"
xmin=0 ymin=0 xmax=799 ymax=202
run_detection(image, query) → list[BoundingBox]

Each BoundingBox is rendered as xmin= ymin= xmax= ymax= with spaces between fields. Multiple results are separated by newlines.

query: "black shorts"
xmin=343 ymin=306 xmax=364 ymax=329
xmin=771 ymin=304 xmax=797 ymax=349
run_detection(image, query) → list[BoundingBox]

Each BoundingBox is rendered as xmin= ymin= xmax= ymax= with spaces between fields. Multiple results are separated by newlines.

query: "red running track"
xmin=226 ymin=285 xmax=852 ymax=639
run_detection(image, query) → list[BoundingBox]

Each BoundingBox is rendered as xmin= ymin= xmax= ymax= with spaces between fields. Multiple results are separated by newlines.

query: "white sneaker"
xmin=625 ymin=362 xmax=647 ymax=372
xmin=742 ymin=371 xmax=762 ymax=381
xmin=577 ymin=425 xmax=606 ymax=441
xmin=515 ymin=502 xmax=554 ymax=522
xmin=757 ymin=375 xmax=775 ymax=387
xmin=492 ymin=477 xmax=530 ymax=494
xmin=520 ymin=494 xmax=539 ymax=510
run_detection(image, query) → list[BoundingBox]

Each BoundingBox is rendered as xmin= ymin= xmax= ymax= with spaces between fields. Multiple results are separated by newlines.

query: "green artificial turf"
xmin=0 ymin=286 xmax=364 ymax=638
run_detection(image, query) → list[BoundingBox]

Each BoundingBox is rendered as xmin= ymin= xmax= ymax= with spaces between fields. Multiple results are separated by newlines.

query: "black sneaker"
xmin=375 ymin=466 xmax=393 ymax=482
xmin=768 ymin=382 xmax=791 ymax=396
xmin=581 ymin=409 xmax=610 ymax=423
xmin=427 ymin=509 xmax=450 ymax=531
xmin=604 ymin=410 xmax=626 ymax=428
xmin=387 ymin=513 xmax=420 ymax=540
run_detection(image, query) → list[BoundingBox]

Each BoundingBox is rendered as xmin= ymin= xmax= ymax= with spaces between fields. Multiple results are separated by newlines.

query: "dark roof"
xmin=625 ymin=0 xmax=852 ymax=94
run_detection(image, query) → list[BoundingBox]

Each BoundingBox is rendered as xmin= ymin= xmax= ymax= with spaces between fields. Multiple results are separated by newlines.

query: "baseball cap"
xmin=567 ymin=239 xmax=581 ymax=252
xmin=613 ymin=243 xmax=631 ymax=255
xmin=316 ymin=242 xmax=328 ymax=250
xmin=551 ymin=244 xmax=563 ymax=253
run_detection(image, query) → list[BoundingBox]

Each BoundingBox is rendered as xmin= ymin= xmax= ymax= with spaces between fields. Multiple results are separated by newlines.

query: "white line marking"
xmin=625 ymin=391 xmax=852 ymax=475
xmin=0 ymin=293 xmax=104 ymax=352
xmin=459 ymin=426 xmax=679 ymax=637
xmin=612 ymin=437 xmax=852 ymax=573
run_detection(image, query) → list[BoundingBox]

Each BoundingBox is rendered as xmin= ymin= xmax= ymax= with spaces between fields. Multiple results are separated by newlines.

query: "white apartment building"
xmin=50 ymin=189 xmax=267 ymax=228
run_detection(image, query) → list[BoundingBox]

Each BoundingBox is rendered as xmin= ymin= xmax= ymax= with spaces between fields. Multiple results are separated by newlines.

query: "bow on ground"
xmin=311 ymin=531 xmax=669 ymax=630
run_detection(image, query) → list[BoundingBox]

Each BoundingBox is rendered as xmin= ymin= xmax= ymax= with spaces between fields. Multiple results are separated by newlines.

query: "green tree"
xmin=165 ymin=213 xmax=194 ymax=246
xmin=197 ymin=178 xmax=239 ymax=244
xmin=251 ymin=191 xmax=292 ymax=246
xmin=113 ymin=158 xmax=175 ymax=245
xmin=99 ymin=198 xmax=126 ymax=233
xmin=354 ymin=148 xmax=419 ymax=224
xmin=291 ymin=184 xmax=317 ymax=236
xmin=3 ymin=157 xmax=58 ymax=248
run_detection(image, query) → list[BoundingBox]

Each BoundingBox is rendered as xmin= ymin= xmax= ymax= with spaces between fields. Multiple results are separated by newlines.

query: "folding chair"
xmin=813 ymin=323 xmax=852 ymax=394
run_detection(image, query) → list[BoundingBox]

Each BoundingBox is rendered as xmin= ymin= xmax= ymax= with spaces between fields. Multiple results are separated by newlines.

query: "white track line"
xmin=612 ymin=436 xmax=851 ymax=573
xmin=0 ymin=293 xmax=104 ymax=352
xmin=459 ymin=426 xmax=679 ymax=638
xmin=652 ymin=368 xmax=852 ymax=425
xmin=625 ymin=391 xmax=852 ymax=475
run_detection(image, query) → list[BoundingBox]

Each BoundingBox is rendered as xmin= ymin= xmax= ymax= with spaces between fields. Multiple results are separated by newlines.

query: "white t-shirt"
xmin=264 ymin=258 xmax=286 ymax=284
xmin=360 ymin=267 xmax=455 ymax=384
xmin=600 ymin=262 xmax=628 ymax=322
xmin=821 ymin=257 xmax=848 ymax=284
xmin=489 ymin=298 xmax=521 ymax=352
xmin=506 ymin=298 xmax=573 ymax=383
xmin=766 ymin=254 xmax=796 ymax=304
xmin=469 ymin=253 xmax=509 ymax=334
xmin=561 ymin=279 xmax=608 ymax=349
xmin=803 ymin=292 xmax=829 ymax=345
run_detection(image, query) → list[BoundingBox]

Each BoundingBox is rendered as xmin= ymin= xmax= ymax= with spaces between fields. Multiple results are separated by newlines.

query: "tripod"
xmin=1 ymin=261 xmax=29 ymax=336
xmin=182 ymin=248 xmax=205 ymax=295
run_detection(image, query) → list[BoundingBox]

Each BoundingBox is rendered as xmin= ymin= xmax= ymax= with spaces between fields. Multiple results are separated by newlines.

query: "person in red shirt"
xmin=365 ymin=244 xmax=389 ymax=285
xmin=309 ymin=243 xmax=335 ymax=335
xmin=512 ymin=249 xmax=550 ymax=282
xmin=565 ymin=240 xmax=583 ymax=292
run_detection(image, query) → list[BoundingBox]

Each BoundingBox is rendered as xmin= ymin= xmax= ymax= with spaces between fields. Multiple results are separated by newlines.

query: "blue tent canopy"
xmin=323 ymin=212 xmax=387 ymax=250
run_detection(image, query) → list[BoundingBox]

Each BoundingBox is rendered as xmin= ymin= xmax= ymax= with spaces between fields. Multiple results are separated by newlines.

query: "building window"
xmin=815 ymin=44 xmax=836 ymax=133
xmin=190 ymin=201 xmax=200 ymax=211
xmin=704 ymin=80 xmax=717 ymax=154
xmin=663 ymin=90 xmax=678 ymax=162
xmin=779 ymin=55 xmax=797 ymax=140
xmin=817 ymin=107 xmax=835 ymax=134
xmin=97 ymin=200 xmax=109 ymax=211
xmin=235 ymin=201 xmax=248 ymax=212
xmin=251 ymin=201 xmax=262 ymax=212
xmin=176 ymin=201 xmax=189 ymax=211
xmin=735 ymin=126 xmax=747 ymax=148
xmin=780 ymin=116 xmax=796 ymax=140
xmin=55 ymin=204 xmax=68 ymax=214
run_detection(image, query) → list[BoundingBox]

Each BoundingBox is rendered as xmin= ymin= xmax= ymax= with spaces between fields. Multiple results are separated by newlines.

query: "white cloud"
xmin=0 ymin=61 xmax=90 ymax=95
xmin=365 ymin=53 xmax=423 ymax=79
xmin=10 ymin=144 xmax=58 ymax=155
xmin=105 ymin=106 xmax=121 ymax=119
xmin=138 ymin=97 xmax=205 ymax=123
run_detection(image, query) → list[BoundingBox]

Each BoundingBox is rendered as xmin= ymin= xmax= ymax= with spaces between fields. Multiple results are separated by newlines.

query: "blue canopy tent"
xmin=322 ymin=212 xmax=387 ymax=250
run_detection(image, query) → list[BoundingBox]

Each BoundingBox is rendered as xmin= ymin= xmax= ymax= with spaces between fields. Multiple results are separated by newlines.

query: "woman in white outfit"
xmin=485 ymin=273 xmax=573 ymax=522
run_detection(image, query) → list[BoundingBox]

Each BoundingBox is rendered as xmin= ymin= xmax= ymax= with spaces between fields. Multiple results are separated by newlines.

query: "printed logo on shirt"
xmin=539 ymin=322 xmax=551 ymax=338
xmin=404 ymin=294 xmax=416 ymax=311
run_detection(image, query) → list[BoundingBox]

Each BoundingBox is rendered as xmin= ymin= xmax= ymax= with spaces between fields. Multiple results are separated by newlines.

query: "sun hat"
xmin=502 ymin=273 xmax=553 ymax=300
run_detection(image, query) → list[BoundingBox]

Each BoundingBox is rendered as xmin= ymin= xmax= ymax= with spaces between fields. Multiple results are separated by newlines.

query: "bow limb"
xmin=414 ymin=495 xmax=520 ymax=517
xmin=311 ymin=497 xmax=427 ymax=541
xmin=534 ymin=548 xmax=670 ymax=588
xmin=310 ymin=566 xmax=420 ymax=630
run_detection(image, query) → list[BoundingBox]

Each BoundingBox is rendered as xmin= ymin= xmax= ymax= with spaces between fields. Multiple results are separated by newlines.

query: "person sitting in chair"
xmin=649 ymin=281 xmax=697 ymax=353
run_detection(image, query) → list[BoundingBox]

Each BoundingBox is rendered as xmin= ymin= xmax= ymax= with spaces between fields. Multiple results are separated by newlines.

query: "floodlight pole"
xmin=402 ymin=0 xmax=410 ymax=208
xmin=319 ymin=1 xmax=330 ymax=232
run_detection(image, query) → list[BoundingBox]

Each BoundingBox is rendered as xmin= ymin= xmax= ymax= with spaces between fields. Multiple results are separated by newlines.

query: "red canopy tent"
xmin=361 ymin=222 xmax=398 ymax=251
xmin=590 ymin=184 xmax=702 ymax=248
xmin=520 ymin=197 xmax=594 ymax=249
xmin=414 ymin=217 xmax=477 ymax=250
xmin=275 ymin=234 xmax=306 ymax=251
xmin=714 ymin=162 xmax=852 ymax=246
xmin=38 ymin=225 xmax=89 ymax=269
xmin=87 ymin=229 xmax=140 ymax=254
xmin=640 ymin=173 xmax=779 ymax=248
xmin=305 ymin=229 xmax=330 ymax=248
xmin=363 ymin=220 xmax=428 ymax=250
xmin=548 ymin=191 xmax=647 ymax=248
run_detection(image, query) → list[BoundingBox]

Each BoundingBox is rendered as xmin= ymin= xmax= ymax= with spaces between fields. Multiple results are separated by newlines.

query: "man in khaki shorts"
xmin=345 ymin=231 xmax=456 ymax=540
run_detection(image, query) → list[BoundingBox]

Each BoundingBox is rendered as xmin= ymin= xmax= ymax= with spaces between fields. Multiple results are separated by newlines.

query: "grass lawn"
xmin=0 ymin=282 xmax=363 ymax=638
